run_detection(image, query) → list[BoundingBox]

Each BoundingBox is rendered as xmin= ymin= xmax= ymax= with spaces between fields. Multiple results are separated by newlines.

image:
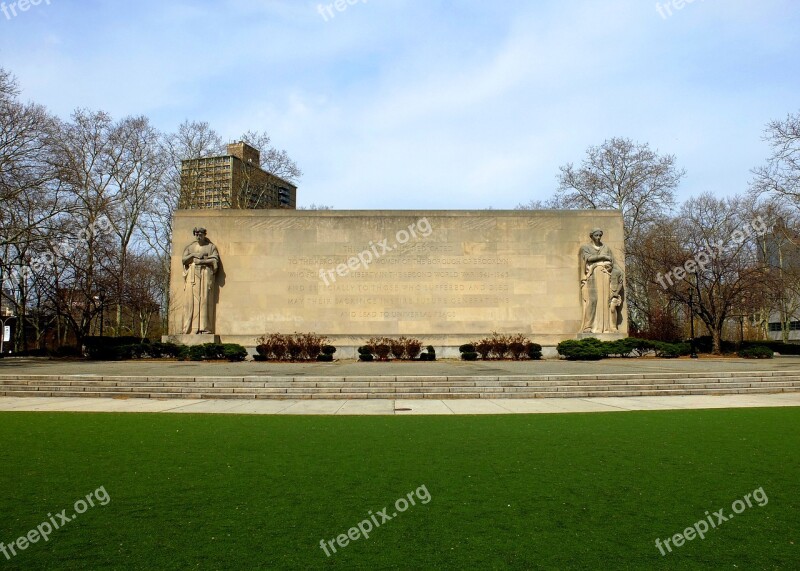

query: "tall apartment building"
xmin=180 ymin=142 xmax=297 ymax=209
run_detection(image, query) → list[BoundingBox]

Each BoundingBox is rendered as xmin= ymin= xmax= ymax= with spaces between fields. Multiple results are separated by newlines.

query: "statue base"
xmin=162 ymin=334 xmax=221 ymax=346
xmin=577 ymin=332 xmax=625 ymax=341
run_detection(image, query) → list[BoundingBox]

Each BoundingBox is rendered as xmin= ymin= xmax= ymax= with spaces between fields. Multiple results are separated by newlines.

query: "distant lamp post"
xmin=0 ymin=314 xmax=16 ymax=355
xmin=688 ymin=290 xmax=699 ymax=359
xmin=93 ymin=292 xmax=106 ymax=337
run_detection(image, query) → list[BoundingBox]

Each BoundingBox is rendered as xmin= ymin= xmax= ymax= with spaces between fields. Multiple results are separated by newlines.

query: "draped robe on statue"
xmin=182 ymin=240 xmax=220 ymax=334
xmin=580 ymin=243 xmax=616 ymax=334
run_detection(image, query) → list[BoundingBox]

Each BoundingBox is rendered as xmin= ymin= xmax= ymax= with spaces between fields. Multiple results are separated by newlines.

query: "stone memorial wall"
xmin=168 ymin=209 xmax=626 ymax=354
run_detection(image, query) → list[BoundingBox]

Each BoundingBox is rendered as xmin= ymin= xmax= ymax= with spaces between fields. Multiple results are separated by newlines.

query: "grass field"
xmin=0 ymin=408 xmax=797 ymax=569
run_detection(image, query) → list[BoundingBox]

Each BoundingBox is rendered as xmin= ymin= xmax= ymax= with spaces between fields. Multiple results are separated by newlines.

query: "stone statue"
xmin=182 ymin=227 xmax=220 ymax=334
xmin=609 ymin=265 xmax=624 ymax=333
xmin=579 ymin=228 xmax=623 ymax=333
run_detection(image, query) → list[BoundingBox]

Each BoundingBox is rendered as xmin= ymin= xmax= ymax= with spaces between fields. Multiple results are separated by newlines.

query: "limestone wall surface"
xmin=169 ymin=209 xmax=626 ymax=351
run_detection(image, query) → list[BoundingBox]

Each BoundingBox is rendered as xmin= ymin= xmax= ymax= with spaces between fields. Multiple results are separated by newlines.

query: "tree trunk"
xmin=711 ymin=328 xmax=723 ymax=355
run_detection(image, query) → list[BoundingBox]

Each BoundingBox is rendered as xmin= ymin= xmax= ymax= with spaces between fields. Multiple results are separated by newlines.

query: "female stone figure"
xmin=182 ymin=227 xmax=220 ymax=334
xmin=579 ymin=228 xmax=621 ymax=334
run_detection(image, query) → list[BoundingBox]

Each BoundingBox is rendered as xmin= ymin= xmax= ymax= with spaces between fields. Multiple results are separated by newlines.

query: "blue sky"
xmin=0 ymin=0 xmax=797 ymax=209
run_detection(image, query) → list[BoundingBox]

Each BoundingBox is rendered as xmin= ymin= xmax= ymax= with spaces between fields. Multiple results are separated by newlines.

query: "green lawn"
xmin=0 ymin=408 xmax=797 ymax=569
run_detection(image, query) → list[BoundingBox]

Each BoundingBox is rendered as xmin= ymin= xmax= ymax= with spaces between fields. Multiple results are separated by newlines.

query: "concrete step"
xmin=3 ymin=376 xmax=800 ymax=389
xmin=1 ymin=371 xmax=799 ymax=400
xmin=1 ymin=385 xmax=798 ymax=400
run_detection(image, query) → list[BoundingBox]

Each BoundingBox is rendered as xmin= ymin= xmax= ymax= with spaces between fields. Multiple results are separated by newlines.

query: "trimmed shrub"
xmin=301 ymin=333 xmax=325 ymax=360
xmin=389 ymin=339 xmax=406 ymax=360
xmin=256 ymin=333 xmax=329 ymax=361
xmin=461 ymin=352 xmax=479 ymax=361
xmin=653 ymin=342 xmax=691 ymax=358
xmin=742 ymin=341 xmax=800 ymax=355
xmin=475 ymin=340 xmax=492 ymax=360
xmin=526 ymin=342 xmax=543 ymax=360
xmin=507 ymin=334 xmax=530 ymax=360
xmin=222 ymin=344 xmax=248 ymax=362
xmin=171 ymin=343 xmax=246 ymax=362
xmin=145 ymin=342 xmax=165 ymax=358
xmin=287 ymin=337 xmax=303 ymax=360
xmin=375 ymin=344 xmax=391 ymax=361
xmin=176 ymin=346 xmax=190 ymax=361
xmin=359 ymin=353 xmax=374 ymax=362
xmin=160 ymin=343 xmax=183 ymax=358
xmin=557 ymin=338 xmax=607 ymax=361
xmin=489 ymin=334 xmax=509 ymax=359
xmin=359 ymin=338 xmax=424 ymax=361
xmin=653 ymin=342 xmax=680 ymax=359
xmin=405 ymin=339 xmax=423 ymax=360
xmin=317 ymin=354 xmax=334 ymax=362
xmin=694 ymin=336 xmax=737 ymax=354
xmin=419 ymin=345 xmax=437 ymax=361
xmin=84 ymin=336 xmax=146 ymax=360
xmin=322 ymin=345 xmax=337 ymax=356
xmin=188 ymin=345 xmax=206 ymax=361
xmin=462 ymin=335 xmax=543 ymax=361
xmin=738 ymin=346 xmax=774 ymax=359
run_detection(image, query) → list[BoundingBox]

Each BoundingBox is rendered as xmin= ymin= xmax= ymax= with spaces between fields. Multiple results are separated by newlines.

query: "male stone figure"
xmin=182 ymin=227 xmax=220 ymax=334
xmin=579 ymin=228 xmax=623 ymax=333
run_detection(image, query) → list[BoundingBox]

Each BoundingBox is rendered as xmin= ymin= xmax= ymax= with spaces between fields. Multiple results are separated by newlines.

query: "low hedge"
xmin=419 ymin=346 xmax=437 ymax=361
xmin=177 ymin=343 xmax=248 ymax=362
xmin=359 ymin=338 xmax=428 ymax=361
xmin=557 ymin=338 xmax=607 ymax=361
xmin=460 ymin=336 xmax=542 ymax=360
xmin=738 ymin=346 xmax=774 ymax=359
xmin=557 ymin=338 xmax=691 ymax=361
xmin=741 ymin=341 xmax=800 ymax=355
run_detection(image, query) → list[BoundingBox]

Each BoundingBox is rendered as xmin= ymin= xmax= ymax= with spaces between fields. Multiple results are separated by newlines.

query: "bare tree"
xmin=752 ymin=111 xmax=800 ymax=206
xmin=0 ymin=68 xmax=19 ymax=99
xmin=647 ymin=194 xmax=764 ymax=354
xmin=297 ymin=204 xmax=334 ymax=210
xmin=239 ymin=129 xmax=302 ymax=183
xmin=514 ymin=196 xmax=571 ymax=210
xmin=43 ymin=109 xmax=123 ymax=345
xmin=0 ymin=68 xmax=64 ymax=250
xmin=556 ymin=137 xmax=684 ymax=242
xmin=124 ymin=252 xmax=166 ymax=338
xmin=106 ymin=115 xmax=169 ymax=333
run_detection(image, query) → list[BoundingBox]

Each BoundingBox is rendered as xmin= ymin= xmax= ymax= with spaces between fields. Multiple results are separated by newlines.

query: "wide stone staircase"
xmin=2 ymin=371 xmax=800 ymax=400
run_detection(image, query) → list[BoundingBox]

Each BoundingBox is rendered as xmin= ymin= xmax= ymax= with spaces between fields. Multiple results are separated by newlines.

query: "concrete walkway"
xmin=1 ymin=392 xmax=799 ymax=415
xmin=3 ymin=356 xmax=800 ymax=377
